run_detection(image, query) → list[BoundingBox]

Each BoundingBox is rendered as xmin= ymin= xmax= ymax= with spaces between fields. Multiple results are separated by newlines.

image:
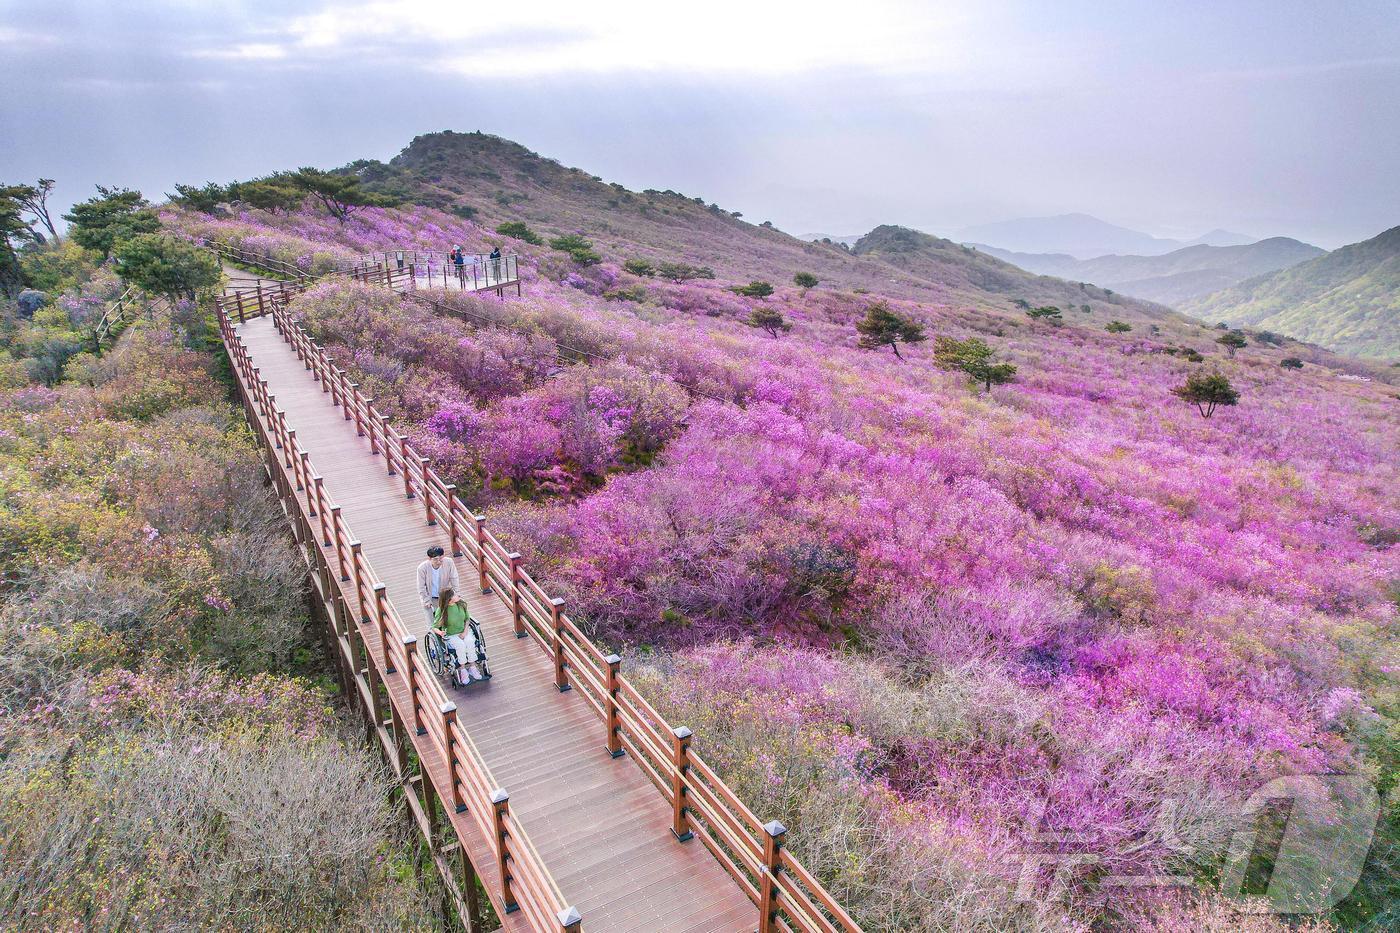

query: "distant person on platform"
xmin=452 ymin=245 xmax=466 ymax=282
xmin=488 ymin=245 xmax=502 ymax=281
xmin=416 ymin=546 xmax=459 ymax=632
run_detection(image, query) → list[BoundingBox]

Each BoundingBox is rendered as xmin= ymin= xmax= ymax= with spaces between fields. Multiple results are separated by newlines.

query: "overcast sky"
xmin=2 ymin=0 xmax=1397 ymax=248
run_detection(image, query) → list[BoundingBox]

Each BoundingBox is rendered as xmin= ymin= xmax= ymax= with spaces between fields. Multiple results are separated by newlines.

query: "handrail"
xmin=92 ymin=283 xmax=142 ymax=349
xmin=218 ymin=286 xmax=860 ymax=933
xmin=214 ymin=286 xmax=578 ymax=933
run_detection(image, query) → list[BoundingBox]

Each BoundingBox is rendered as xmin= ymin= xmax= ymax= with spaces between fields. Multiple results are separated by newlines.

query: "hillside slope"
xmin=1182 ymin=225 xmax=1400 ymax=360
xmin=347 ymin=131 xmax=1174 ymax=321
xmin=976 ymin=237 xmax=1324 ymax=305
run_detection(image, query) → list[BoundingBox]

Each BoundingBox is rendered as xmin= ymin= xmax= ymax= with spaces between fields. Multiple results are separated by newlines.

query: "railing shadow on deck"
xmin=212 ymin=243 xmax=862 ymax=933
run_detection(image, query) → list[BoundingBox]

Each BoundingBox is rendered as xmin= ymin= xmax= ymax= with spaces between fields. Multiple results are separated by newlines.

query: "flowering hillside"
xmin=166 ymin=198 xmax=1399 ymax=928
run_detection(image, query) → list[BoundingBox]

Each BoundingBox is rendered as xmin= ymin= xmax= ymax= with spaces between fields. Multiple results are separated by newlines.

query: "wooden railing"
xmin=355 ymin=249 xmax=520 ymax=295
xmin=215 ymin=283 xmax=580 ymax=933
xmin=215 ymin=240 xmax=312 ymax=280
xmin=91 ymin=284 xmax=142 ymax=350
xmin=217 ymin=283 xmax=860 ymax=933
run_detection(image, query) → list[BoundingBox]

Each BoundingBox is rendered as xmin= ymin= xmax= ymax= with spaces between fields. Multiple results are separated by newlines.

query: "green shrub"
xmin=494 ymin=221 xmax=543 ymax=245
xmin=730 ymin=281 xmax=774 ymax=298
xmin=793 ymin=272 xmax=819 ymax=289
xmin=624 ymin=258 xmax=655 ymax=277
xmin=548 ymin=233 xmax=593 ymax=253
xmin=1105 ymin=321 xmax=1132 ymax=334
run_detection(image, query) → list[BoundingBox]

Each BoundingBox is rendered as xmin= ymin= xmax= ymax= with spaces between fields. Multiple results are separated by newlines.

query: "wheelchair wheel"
xmin=427 ymin=631 xmax=447 ymax=678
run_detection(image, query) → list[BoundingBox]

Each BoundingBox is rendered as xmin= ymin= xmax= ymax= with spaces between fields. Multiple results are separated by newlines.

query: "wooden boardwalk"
xmin=235 ymin=313 xmax=757 ymax=932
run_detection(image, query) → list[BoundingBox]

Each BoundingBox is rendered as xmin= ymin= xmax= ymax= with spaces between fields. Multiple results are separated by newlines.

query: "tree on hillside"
xmin=1027 ymin=305 xmax=1063 ymax=325
xmin=113 ymin=233 xmax=222 ymax=302
xmin=1216 ymin=330 xmax=1247 ymax=358
xmin=1173 ymin=372 xmax=1239 ymax=418
xmin=289 ymin=168 xmax=393 ymax=224
xmin=1280 ymin=357 xmax=1304 ymax=369
xmin=1105 ymin=321 xmax=1132 ymax=333
xmin=63 ymin=186 xmax=161 ymax=258
xmin=549 ymin=233 xmax=592 ymax=252
xmin=731 ymin=281 xmax=774 ymax=298
xmin=0 ymin=190 xmax=33 ymax=294
xmin=793 ymin=272 xmax=819 ymax=291
xmin=655 ymin=261 xmax=715 ymax=282
xmin=1012 ymin=298 xmax=1031 ymax=310
xmin=233 ymin=179 xmax=304 ymax=215
xmin=4 ymin=178 xmax=60 ymax=242
xmin=169 ymin=182 xmax=227 ymax=214
xmin=624 ymin=258 xmax=655 ymax=277
xmin=933 ymin=336 xmax=1017 ymax=393
xmin=747 ymin=307 xmax=791 ymax=338
xmin=856 ymin=302 xmax=926 ymax=359
xmin=496 ymin=221 xmax=544 ymax=245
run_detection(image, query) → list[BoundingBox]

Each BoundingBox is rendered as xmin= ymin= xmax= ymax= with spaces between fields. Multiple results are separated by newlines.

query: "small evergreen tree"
xmin=856 ymin=302 xmax=926 ymax=359
xmin=933 ymin=336 xmax=1017 ymax=393
xmin=655 ymin=262 xmax=715 ymax=282
xmin=1173 ymin=372 xmax=1239 ymax=418
xmin=1105 ymin=321 xmax=1132 ymax=333
xmin=496 ymin=221 xmax=544 ymax=245
xmin=1012 ymin=298 xmax=1031 ymax=310
xmin=793 ymin=272 xmax=819 ymax=290
xmin=5 ymin=178 xmax=59 ymax=242
xmin=1027 ymin=305 xmax=1063 ymax=325
xmin=288 ymin=168 xmax=392 ymax=224
xmin=235 ymin=179 xmax=303 ymax=215
xmin=730 ymin=281 xmax=774 ymax=298
xmin=169 ymin=182 xmax=227 ymax=214
xmin=63 ymin=186 xmax=161 ymax=258
xmin=548 ymin=233 xmax=592 ymax=252
xmin=1216 ymin=330 xmax=1247 ymax=357
xmin=1280 ymin=357 xmax=1304 ymax=369
xmin=747 ymin=307 xmax=791 ymax=338
xmin=113 ymin=233 xmax=222 ymax=302
xmin=624 ymin=258 xmax=655 ymax=277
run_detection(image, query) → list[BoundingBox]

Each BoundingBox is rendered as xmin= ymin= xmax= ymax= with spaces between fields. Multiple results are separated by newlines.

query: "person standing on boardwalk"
xmin=416 ymin=546 xmax=459 ymax=632
xmin=452 ymin=244 xmax=466 ymax=284
xmin=488 ymin=245 xmax=502 ymax=283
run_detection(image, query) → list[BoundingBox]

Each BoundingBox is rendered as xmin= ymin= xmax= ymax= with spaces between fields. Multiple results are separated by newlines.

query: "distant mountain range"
xmin=957 ymin=212 xmax=1254 ymax=259
xmin=974 ymin=237 xmax=1325 ymax=306
xmin=797 ymin=232 xmax=862 ymax=247
xmin=1182 ymin=225 xmax=1400 ymax=361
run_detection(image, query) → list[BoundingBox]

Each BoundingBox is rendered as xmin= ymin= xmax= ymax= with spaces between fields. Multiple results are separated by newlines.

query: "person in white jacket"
xmin=416 ymin=546 xmax=460 ymax=632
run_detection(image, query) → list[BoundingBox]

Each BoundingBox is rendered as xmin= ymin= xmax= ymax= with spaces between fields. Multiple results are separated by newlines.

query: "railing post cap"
xmin=507 ymin=551 xmax=522 ymax=561
xmin=606 ymin=653 xmax=622 ymax=665
xmin=673 ymin=726 xmax=693 ymax=741
xmin=402 ymin=634 xmax=417 ymax=646
xmin=474 ymin=514 xmax=487 ymax=522
xmin=372 ymin=582 xmax=387 ymax=592
xmin=764 ymin=819 xmax=788 ymax=838
xmin=491 ymin=788 xmax=509 ymax=804
xmin=439 ymin=700 xmax=457 ymax=715
xmin=349 ymin=539 xmax=362 ymax=548
xmin=550 ymin=597 xmax=566 ymax=607
xmin=557 ymin=906 xmax=582 ymax=926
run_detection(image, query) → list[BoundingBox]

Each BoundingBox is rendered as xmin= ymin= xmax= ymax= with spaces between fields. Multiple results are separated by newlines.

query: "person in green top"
xmin=433 ymin=588 xmax=483 ymax=685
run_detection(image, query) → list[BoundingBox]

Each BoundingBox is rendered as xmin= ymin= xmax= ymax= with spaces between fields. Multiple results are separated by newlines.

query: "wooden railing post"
xmin=442 ymin=702 xmax=465 ymax=812
xmin=475 ymin=515 xmax=490 ymax=593
xmin=401 ymin=435 xmax=414 ymax=498
xmin=350 ymin=541 xmax=365 ymax=620
xmin=351 ymin=386 xmax=365 ymax=436
xmin=314 ymin=476 xmax=329 ymax=542
xmin=551 ymin=598 xmax=569 ymax=692
xmin=603 ymin=654 xmax=623 ymax=758
xmin=421 ymin=457 xmax=435 ymax=525
xmin=491 ymin=789 xmax=519 ymax=914
xmin=286 ymin=429 xmax=299 ymax=478
xmin=331 ymin=508 xmax=349 ymax=581
xmin=444 ymin=485 xmax=462 ymax=557
xmin=758 ymin=820 xmax=787 ymax=933
xmin=404 ymin=635 xmax=425 ymax=735
xmin=366 ymin=403 xmax=379 ymax=454
xmin=671 ymin=727 xmax=694 ymax=842
xmin=508 ymin=553 xmax=525 ymax=638
xmin=375 ymin=584 xmax=394 ymax=674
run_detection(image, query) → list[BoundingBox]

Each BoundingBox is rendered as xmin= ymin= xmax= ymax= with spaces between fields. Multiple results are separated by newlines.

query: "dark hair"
xmin=438 ymin=587 xmax=455 ymax=620
xmin=427 ymin=546 xmax=444 ymax=558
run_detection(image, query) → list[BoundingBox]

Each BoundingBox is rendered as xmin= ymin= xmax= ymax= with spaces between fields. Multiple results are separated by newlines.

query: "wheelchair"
xmin=426 ymin=616 xmax=491 ymax=687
